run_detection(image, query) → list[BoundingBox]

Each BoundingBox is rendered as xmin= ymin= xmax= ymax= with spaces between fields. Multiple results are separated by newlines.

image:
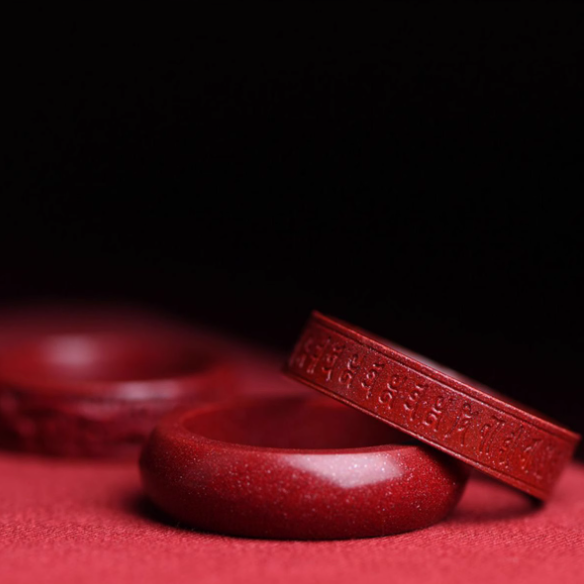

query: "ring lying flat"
xmin=283 ymin=311 xmax=581 ymax=500
xmin=0 ymin=332 xmax=234 ymax=457
xmin=139 ymin=396 xmax=469 ymax=539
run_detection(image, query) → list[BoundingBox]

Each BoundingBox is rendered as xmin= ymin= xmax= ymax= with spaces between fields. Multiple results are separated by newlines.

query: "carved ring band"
xmin=283 ymin=312 xmax=580 ymax=500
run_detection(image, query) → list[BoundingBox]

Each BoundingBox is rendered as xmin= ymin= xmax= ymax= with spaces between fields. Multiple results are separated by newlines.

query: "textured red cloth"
xmin=0 ymin=323 xmax=582 ymax=583
xmin=1 ymin=452 xmax=583 ymax=584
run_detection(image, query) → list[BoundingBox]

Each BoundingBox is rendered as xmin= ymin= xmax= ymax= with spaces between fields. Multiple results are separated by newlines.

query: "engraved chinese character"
xmin=291 ymin=334 xmax=315 ymax=370
xmin=478 ymin=416 xmax=505 ymax=458
xmin=379 ymin=374 xmax=403 ymax=409
xmin=445 ymin=402 xmax=476 ymax=447
xmin=496 ymin=425 xmax=523 ymax=469
xmin=403 ymin=383 xmax=426 ymax=422
xmin=519 ymin=437 xmax=542 ymax=474
xmin=339 ymin=354 xmax=361 ymax=388
xmin=361 ymin=362 xmax=385 ymax=399
xmin=306 ymin=336 xmax=330 ymax=375
xmin=320 ymin=342 xmax=345 ymax=382
xmin=423 ymin=395 xmax=447 ymax=431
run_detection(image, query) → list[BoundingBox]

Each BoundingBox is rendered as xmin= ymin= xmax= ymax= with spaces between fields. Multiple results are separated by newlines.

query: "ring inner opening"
xmin=184 ymin=399 xmax=410 ymax=449
xmin=0 ymin=335 xmax=210 ymax=382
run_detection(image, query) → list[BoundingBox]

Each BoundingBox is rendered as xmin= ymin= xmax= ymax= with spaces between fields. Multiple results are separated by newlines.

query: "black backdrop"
xmin=3 ymin=5 xmax=583 ymax=441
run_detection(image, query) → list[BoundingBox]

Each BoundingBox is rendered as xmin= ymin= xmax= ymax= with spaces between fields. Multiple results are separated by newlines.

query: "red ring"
xmin=283 ymin=311 xmax=581 ymax=500
xmin=0 ymin=332 xmax=234 ymax=457
xmin=139 ymin=396 xmax=469 ymax=539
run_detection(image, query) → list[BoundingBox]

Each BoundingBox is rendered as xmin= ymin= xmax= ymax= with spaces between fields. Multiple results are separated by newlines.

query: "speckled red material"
xmin=140 ymin=396 xmax=469 ymax=539
xmin=1 ymin=325 xmax=584 ymax=583
xmin=0 ymin=332 xmax=234 ymax=458
xmin=0 ymin=303 xmax=191 ymax=347
xmin=284 ymin=312 xmax=581 ymax=500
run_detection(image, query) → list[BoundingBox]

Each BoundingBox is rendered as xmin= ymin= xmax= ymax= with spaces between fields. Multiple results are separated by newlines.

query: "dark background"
xmin=3 ymin=6 xmax=583 ymax=439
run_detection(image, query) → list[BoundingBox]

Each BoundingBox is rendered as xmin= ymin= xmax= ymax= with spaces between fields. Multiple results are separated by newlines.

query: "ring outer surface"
xmin=139 ymin=397 xmax=470 ymax=539
xmin=0 ymin=333 xmax=234 ymax=458
xmin=283 ymin=311 xmax=581 ymax=500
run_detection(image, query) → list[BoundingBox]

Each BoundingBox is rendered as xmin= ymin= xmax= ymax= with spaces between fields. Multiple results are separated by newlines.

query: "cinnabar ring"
xmin=283 ymin=312 xmax=580 ymax=500
xmin=140 ymin=396 xmax=469 ymax=539
xmin=0 ymin=332 xmax=234 ymax=457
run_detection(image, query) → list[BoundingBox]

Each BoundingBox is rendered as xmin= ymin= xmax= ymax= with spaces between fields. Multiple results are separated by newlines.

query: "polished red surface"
xmin=0 ymin=302 xmax=190 ymax=346
xmin=284 ymin=312 xmax=581 ymax=500
xmin=0 ymin=303 xmax=308 ymax=458
xmin=0 ymin=332 xmax=234 ymax=458
xmin=0 ymin=326 xmax=583 ymax=582
xmin=140 ymin=396 xmax=469 ymax=539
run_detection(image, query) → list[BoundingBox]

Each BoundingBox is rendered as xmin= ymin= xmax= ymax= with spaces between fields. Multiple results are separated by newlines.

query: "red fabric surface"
xmin=1 ymin=453 xmax=583 ymax=584
xmin=0 ymin=322 xmax=582 ymax=583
